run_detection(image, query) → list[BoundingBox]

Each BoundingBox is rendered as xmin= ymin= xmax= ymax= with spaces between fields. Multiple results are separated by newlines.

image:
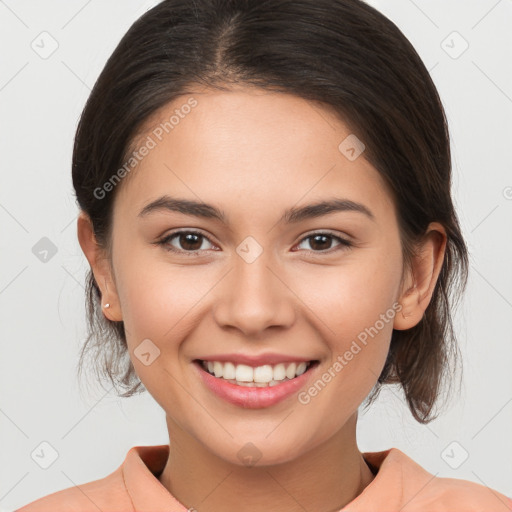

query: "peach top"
xmin=16 ymin=444 xmax=512 ymax=511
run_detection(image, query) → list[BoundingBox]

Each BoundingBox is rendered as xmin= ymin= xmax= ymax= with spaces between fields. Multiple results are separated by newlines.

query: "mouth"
xmin=194 ymin=359 xmax=319 ymax=387
xmin=192 ymin=358 xmax=320 ymax=409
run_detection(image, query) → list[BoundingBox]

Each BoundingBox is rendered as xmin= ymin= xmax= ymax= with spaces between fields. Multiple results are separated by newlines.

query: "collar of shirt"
xmin=121 ymin=444 xmax=512 ymax=512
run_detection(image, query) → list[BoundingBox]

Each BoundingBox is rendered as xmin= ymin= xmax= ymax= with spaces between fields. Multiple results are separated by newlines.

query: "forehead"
xmin=114 ymin=88 xmax=395 ymax=225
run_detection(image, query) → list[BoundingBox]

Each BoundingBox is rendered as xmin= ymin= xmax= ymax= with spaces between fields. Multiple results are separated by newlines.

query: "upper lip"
xmin=195 ymin=353 xmax=317 ymax=367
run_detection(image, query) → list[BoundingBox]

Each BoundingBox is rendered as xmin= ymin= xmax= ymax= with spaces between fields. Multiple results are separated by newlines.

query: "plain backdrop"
xmin=1 ymin=0 xmax=511 ymax=509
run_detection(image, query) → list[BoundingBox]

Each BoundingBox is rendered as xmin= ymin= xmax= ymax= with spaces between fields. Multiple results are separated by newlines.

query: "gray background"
xmin=1 ymin=0 xmax=511 ymax=509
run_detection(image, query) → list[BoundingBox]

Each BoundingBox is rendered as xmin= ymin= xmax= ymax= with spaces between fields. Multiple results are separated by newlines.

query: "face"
xmin=98 ymin=87 xmax=410 ymax=465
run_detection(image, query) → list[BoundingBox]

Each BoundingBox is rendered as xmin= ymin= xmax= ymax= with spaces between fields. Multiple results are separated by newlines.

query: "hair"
xmin=73 ymin=0 xmax=468 ymax=424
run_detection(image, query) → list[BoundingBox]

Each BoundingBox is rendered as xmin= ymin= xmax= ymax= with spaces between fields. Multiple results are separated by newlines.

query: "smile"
xmin=199 ymin=360 xmax=314 ymax=387
xmin=193 ymin=358 xmax=320 ymax=409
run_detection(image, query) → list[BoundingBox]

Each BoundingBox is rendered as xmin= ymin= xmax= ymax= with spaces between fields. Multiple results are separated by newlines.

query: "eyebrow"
xmin=138 ymin=195 xmax=376 ymax=224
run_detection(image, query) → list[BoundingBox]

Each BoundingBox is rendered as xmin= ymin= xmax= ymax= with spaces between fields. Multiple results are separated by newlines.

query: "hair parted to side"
xmin=73 ymin=0 xmax=468 ymax=423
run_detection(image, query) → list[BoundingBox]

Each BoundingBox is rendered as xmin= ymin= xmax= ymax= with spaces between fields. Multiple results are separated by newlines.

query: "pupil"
xmin=181 ymin=233 xmax=201 ymax=250
xmin=310 ymin=234 xmax=330 ymax=251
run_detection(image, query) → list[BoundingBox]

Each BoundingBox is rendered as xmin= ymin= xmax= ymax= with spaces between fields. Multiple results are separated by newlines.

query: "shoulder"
xmin=410 ymin=473 xmax=512 ymax=511
xmin=14 ymin=461 xmax=133 ymax=511
xmin=14 ymin=445 xmax=172 ymax=512
xmin=390 ymin=447 xmax=512 ymax=511
xmin=350 ymin=447 xmax=512 ymax=511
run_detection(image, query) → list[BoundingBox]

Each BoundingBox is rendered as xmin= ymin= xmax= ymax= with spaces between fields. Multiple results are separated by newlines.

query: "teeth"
xmin=200 ymin=360 xmax=313 ymax=384
xmin=296 ymin=362 xmax=307 ymax=376
xmin=213 ymin=361 xmax=224 ymax=378
xmin=273 ymin=363 xmax=286 ymax=381
xmin=254 ymin=365 xmax=273 ymax=383
xmin=235 ymin=364 xmax=253 ymax=382
xmin=285 ymin=363 xmax=297 ymax=379
xmin=223 ymin=361 xmax=236 ymax=380
xmin=224 ymin=379 xmax=292 ymax=387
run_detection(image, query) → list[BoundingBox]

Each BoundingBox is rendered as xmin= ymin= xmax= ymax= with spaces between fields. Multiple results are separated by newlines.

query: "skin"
xmin=78 ymin=85 xmax=447 ymax=512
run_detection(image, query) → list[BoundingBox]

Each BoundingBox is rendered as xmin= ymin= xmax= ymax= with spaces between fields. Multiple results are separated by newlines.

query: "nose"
xmin=212 ymin=251 xmax=296 ymax=337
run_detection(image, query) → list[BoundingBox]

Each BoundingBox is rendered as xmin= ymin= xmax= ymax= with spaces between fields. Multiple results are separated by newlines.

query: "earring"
xmin=103 ymin=303 xmax=110 ymax=309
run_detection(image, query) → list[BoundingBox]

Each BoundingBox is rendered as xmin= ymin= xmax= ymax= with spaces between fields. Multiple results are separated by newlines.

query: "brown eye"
xmin=296 ymin=232 xmax=353 ymax=253
xmin=159 ymin=230 xmax=215 ymax=254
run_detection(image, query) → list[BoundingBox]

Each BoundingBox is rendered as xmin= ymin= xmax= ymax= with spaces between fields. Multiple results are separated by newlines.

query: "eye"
xmin=295 ymin=232 xmax=353 ymax=254
xmin=156 ymin=229 xmax=353 ymax=256
xmin=157 ymin=230 xmax=216 ymax=255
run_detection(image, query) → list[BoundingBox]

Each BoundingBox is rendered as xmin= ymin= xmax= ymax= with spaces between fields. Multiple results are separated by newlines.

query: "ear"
xmin=77 ymin=211 xmax=123 ymax=322
xmin=393 ymin=222 xmax=447 ymax=330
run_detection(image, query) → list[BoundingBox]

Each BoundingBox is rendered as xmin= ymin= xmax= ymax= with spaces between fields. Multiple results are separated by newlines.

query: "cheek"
xmin=112 ymin=254 xmax=212 ymax=407
xmin=292 ymin=250 xmax=400 ymax=396
xmin=295 ymin=247 xmax=401 ymax=334
xmin=113 ymin=249 xmax=210 ymax=344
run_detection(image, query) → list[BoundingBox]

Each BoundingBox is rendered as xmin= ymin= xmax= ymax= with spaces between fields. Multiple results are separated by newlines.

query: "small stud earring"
xmin=103 ymin=303 xmax=110 ymax=309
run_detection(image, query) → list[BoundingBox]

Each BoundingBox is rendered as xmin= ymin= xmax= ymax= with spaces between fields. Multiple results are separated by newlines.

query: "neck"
xmin=158 ymin=414 xmax=375 ymax=512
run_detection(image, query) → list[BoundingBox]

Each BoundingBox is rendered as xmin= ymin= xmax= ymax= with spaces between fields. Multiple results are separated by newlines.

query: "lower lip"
xmin=193 ymin=360 xmax=318 ymax=409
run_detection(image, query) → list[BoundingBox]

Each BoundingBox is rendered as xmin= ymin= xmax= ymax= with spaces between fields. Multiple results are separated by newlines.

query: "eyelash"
xmin=156 ymin=229 xmax=353 ymax=257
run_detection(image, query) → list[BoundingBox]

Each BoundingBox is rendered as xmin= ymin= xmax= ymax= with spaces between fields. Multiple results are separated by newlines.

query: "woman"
xmin=16 ymin=0 xmax=512 ymax=510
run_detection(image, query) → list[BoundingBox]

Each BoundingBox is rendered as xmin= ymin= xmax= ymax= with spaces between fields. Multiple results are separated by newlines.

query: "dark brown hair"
xmin=73 ymin=0 xmax=468 ymax=423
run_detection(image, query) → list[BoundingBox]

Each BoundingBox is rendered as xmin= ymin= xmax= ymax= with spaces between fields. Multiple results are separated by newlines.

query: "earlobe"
xmin=76 ymin=211 xmax=123 ymax=322
xmin=394 ymin=282 xmax=419 ymax=330
xmin=393 ymin=222 xmax=447 ymax=331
